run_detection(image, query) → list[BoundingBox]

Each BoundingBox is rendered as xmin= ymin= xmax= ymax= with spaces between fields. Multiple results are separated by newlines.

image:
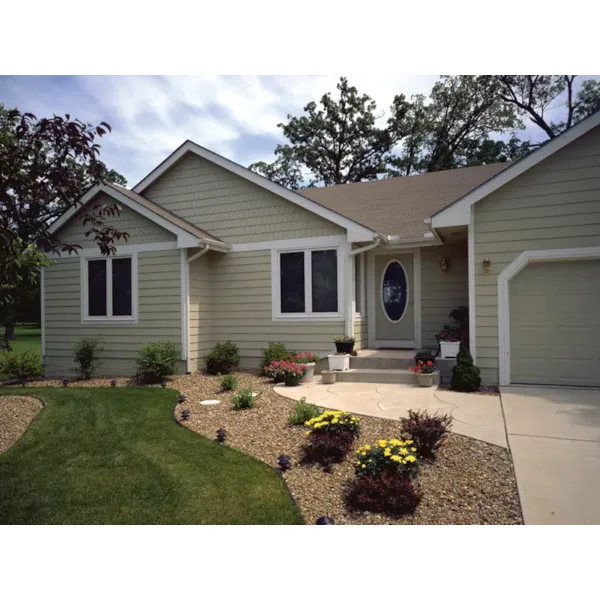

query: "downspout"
xmin=184 ymin=244 xmax=211 ymax=373
xmin=344 ymin=235 xmax=382 ymax=339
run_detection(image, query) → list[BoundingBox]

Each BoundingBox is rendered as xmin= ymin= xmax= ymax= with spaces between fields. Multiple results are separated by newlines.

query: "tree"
xmin=388 ymin=76 xmax=519 ymax=175
xmin=249 ymin=77 xmax=408 ymax=187
xmin=0 ymin=105 xmax=129 ymax=341
xmin=496 ymin=76 xmax=600 ymax=139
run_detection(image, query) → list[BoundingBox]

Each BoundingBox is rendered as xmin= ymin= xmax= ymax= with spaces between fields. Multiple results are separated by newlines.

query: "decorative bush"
xmin=345 ymin=472 xmax=422 ymax=517
xmin=399 ymin=409 xmax=452 ymax=459
xmin=436 ymin=325 xmax=461 ymax=343
xmin=288 ymin=396 xmax=322 ymax=426
xmin=301 ymin=430 xmax=356 ymax=468
xmin=264 ymin=359 xmax=307 ymax=386
xmin=260 ymin=342 xmax=289 ymax=374
xmin=450 ymin=350 xmax=482 ymax=393
xmin=136 ymin=341 xmax=180 ymax=383
xmin=205 ymin=341 xmax=240 ymax=375
xmin=232 ymin=387 xmax=255 ymax=410
xmin=0 ymin=349 xmax=42 ymax=382
xmin=72 ymin=336 xmax=103 ymax=379
xmin=219 ymin=373 xmax=239 ymax=391
xmin=355 ymin=439 xmax=419 ymax=479
xmin=408 ymin=360 xmax=436 ymax=375
xmin=304 ymin=410 xmax=360 ymax=438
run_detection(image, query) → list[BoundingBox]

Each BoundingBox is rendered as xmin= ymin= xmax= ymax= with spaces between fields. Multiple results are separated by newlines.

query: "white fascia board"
xmin=432 ymin=110 xmax=600 ymax=227
xmin=48 ymin=183 xmax=206 ymax=249
xmin=133 ymin=141 xmax=376 ymax=241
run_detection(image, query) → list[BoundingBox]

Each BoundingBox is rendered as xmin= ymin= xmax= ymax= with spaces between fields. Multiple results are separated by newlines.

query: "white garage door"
xmin=510 ymin=259 xmax=600 ymax=387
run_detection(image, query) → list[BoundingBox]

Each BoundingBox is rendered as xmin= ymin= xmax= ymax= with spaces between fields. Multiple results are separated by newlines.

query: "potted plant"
xmin=294 ymin=352 xmax=317 ymax=383
xmin=333 ymin=335 xmax=355 ymax=355
xmin=409 ymin=360 xmax=436 ymax=387
xmin=414 ymin=349 xmax=436 ymax=365
xmin=436 ymin=326 xmax=461 ymax=358
xmin=449 ymin=306 xmax=469 ymax=348
xmin=264 ymin=359 xmax=307 ymax=387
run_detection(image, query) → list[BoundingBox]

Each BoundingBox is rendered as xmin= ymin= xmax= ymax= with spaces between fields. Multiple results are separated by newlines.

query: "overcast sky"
xmin=1 ymin=75 xmax=597 ymax=186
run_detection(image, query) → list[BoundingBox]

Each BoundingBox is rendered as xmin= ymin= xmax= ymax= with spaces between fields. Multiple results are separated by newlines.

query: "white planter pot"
xmin=299 ymin=362 xmax=316 ymax=383
xmin=328 ymin=354 xmax=350 ymax=371
xmin=440 ymin=341 xmax=461 ymax=358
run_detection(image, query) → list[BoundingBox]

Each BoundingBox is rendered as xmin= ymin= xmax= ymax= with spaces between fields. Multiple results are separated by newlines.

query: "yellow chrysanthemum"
xmin=406 ymin=440 xmax=414 ymax=445
xmin=361 ymin=451 xmax=366 ymax=456
xmin=384 ymin=448 xmax=392 ymax=457
xmin=305 ymin=431 xmax=310 ymax=436
xmin=361 ymin=464 xmax=366 ymax=469
xmin=332 ymin=418 xmax=339 ymax=424
xmin=400 ymin=448 xmax=408 ymax=455
xmin=364 ymin=444 xmax=371 ymax=451
xmin=411 ymin=447 xmax=417 ymax=452
xmin=406 ymin=455 xmax=417 ymax=463
xmin=390 ymin=455 xmax=401 ymax=463
xmin=378 ymin=440 xmax=387 ymax=448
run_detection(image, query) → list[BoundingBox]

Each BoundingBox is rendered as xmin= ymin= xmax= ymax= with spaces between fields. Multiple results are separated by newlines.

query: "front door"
xmin=374 ymin=253 xmax=415 ymax=347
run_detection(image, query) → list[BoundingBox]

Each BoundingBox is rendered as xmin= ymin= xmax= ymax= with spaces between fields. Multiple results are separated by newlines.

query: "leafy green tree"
xmin=250 ymin=77 xmax=408 ymax=187
xmin=496 ymin=75 xmax=600 ymax=138
xmin=0 ymin=104 xmax=128 ymax=342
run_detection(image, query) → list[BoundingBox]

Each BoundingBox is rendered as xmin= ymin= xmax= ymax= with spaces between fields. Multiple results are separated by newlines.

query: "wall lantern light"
xmin=439 ymin=257 xmax=449 ymax=272
xmin=482 ymin=257 xmax=492 ymax=275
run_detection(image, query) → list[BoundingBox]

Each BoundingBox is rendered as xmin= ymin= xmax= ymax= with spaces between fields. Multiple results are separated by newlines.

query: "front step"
xmin=332 ymin=368 xmax=440 ymax=385
xmin=350 ymin=356 xmax=414 ymax=370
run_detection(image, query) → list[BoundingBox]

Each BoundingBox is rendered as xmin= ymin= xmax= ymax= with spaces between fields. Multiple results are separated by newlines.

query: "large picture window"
xmin=275 ymin=247 xmax=340 ymax=319
xmin=82 ymin=255 xmax=137 ymax=322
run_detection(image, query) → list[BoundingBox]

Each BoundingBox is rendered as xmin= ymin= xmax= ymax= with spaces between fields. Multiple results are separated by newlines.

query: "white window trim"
xmin=271 ymin=243 xmax=344 ymax=322
xmin=497 ymin=246 xmax=600 ymax=387
xmin=81 ymin=253 xmax=139 ymax=323
xmin=353 ymin=252 xmax=366 ymax=320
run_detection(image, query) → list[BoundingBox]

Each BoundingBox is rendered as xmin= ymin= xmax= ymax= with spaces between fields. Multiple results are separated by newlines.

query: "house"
xmin=42 ymin=109 xmax=600 ymax=387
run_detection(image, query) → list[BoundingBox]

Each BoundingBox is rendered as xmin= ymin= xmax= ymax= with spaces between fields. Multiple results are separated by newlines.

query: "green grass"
xmin=3 ymin=326 xmax=41 ymax=353
xmin=0 ymin=387 xmax=304 ymax=525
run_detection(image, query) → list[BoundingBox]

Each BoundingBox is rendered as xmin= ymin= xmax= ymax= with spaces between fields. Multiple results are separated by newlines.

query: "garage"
xmin=509 ymin=259 xmax=600 ymax=387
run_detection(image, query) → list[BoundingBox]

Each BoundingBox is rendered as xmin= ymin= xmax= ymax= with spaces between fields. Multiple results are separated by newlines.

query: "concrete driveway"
xmin=501 ymin=386 xmax=600 ymax=525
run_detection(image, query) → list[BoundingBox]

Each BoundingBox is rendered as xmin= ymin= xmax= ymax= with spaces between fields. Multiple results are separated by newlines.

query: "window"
xmin=82 ymin=255 xmax=137 ymax=322
xmin=275 ymin=247 xmax=341 ymax=319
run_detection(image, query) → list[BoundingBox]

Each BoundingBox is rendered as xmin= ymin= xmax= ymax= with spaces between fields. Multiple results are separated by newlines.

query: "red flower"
xmin=426 ymin=361 xmax=433 ymax=367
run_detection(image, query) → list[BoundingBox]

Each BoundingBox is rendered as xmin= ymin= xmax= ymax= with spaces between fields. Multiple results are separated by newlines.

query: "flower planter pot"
xmin=299 ymin=362 xmax=316 ymax=383
xmin=328 ymin=354 xmax=350 ymax=371
xmin=321 ymin=370 xmax=336 ymax=384
xmin=334 ymin=341 xmax=355 ymax=355
xmin=440 ymin=341 xmax=460 ymax=359
xmin=416 ymin=373 xmax=434 ymax=387
xmin=284 ymin=374 xmax=301 ymax=387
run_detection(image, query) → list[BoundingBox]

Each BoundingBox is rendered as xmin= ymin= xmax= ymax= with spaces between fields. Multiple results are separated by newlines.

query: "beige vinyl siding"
xmin=202 ymin=250 xmax=342 ymax=369
xmin=421 ymin=243 xmax=468 ymax=349
xmin=44 ymin=249 xmax=183 ymax=377
xmin=474 ymin=125 xmax=600 ymax=385
xmin=59 ymin=192 xmax=176 ymax=248
xmin=144 ymin=153 xmax=345 ymax=244
xmin=353 ymin=249 xmax=368 ymax=350
xmin=188 ymin=253 xmax=212 ymax=372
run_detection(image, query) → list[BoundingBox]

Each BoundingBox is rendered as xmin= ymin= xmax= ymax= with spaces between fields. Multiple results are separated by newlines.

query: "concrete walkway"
xmin=501 ymin=386 xmax=600 ymax=525
xmin=275 ymin=377 xmax=507 ymax=448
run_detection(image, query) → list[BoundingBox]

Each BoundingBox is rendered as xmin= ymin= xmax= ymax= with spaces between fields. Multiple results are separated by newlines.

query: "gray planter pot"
xmin=416 ymin=373 xmax=434 ymax=387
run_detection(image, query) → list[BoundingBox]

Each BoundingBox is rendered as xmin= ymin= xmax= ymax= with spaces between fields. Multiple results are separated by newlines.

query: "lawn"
xmin=0 ymin=387 xmax=304 ymax=525
xmin=4 ymin=326 xmax=41 ymax=353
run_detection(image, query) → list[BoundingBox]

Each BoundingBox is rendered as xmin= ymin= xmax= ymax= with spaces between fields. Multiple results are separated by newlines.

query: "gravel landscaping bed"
xmin=173 ymin=372 xmax=522 ymax=525
xmin=0 ymin=395 xmax=43 ymax=453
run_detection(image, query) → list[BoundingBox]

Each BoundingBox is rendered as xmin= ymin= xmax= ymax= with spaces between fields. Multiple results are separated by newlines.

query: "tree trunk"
xmin=4 ymin=308 xmax=16 ymax=341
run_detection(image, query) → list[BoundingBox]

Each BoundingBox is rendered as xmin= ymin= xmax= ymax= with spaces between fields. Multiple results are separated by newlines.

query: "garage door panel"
xmin=510 ymin=260 xmax=600 ymax=387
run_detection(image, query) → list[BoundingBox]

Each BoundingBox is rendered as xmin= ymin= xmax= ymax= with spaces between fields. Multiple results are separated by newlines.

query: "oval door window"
xmin=381 ymin=260 xmax=408 ymax=323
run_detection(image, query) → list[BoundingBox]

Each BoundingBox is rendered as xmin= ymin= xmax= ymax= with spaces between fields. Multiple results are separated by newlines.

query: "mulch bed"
xmin=173 ymin=372 xmax=522 ymax=525
xmin=5 ymin=372 xmax=521 ymax=524
xmin=0 ymin=395 xmax=43 ymax=453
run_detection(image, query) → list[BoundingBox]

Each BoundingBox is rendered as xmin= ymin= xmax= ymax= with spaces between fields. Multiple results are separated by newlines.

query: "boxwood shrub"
xmin=205 ymin=341 xmax=240 ymax=375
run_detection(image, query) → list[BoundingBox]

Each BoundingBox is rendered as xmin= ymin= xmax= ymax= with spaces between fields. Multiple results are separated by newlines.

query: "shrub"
xmin=205 ymin=341 xmax=240 ymax=375
xmin=304 ymin=410 xmax=360 ymax=438
xmin=450 ymin=349 xmax=482 ymax=393
xmin=355 ymin=439 xmax=419 ymax=479
xmin=260 ymin=342 xmax=289 ymax=374
xmin=399 ymin=409 xmax=452 ymax=459
xmin=264 ymin=359 xmax=306 ymax=386
xmin=232 ymin=387 xmax=255 ymax=410
xmin=345 ymin=472 xmax=422 ymax=517
xmin=72 ymin=336 xmax=103 ymax=379
xmin=219 ymin=373 xmax=239 ymax=391
xmin=0 ymin=349 xmax=42 ymax=382
xmin=136 ymin=341 xmax=180 ymax=383
xmin=288 ymin=397 xmax=322 ymax=426
xmin=301 ymin=430 xmax=355 ymax=468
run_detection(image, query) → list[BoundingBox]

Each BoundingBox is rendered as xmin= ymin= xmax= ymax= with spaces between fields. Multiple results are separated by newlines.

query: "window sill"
xmin=82 ymin=317 xmax=138 ymax=324
xmin=273 ymin=314 xmax=344 ymax=323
